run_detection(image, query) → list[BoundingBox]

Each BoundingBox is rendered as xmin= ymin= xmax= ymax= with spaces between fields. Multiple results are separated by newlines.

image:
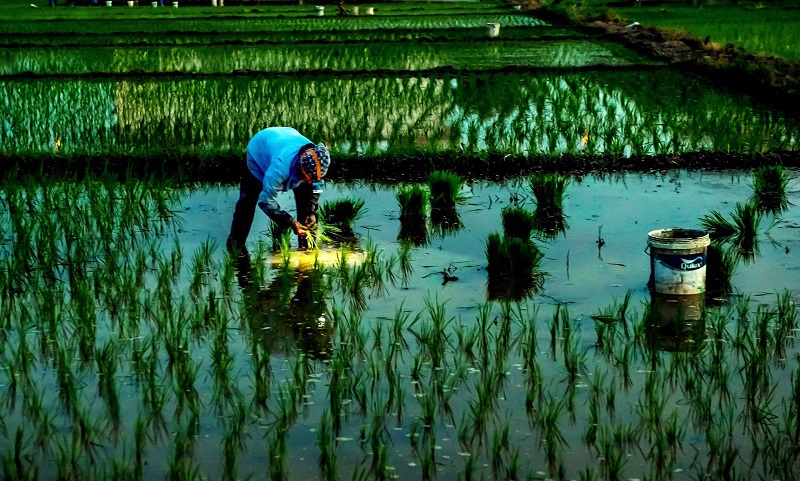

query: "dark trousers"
xmin=229 ymin=159 xmax=319 ymax=247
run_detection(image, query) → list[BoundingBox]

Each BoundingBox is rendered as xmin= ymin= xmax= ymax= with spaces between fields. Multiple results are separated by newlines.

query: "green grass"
xmin=1 ymin=0 xmax=514 ymax=21
xmin=611 ymin=3 xmax=800 ymax=62
xmin=0 ymin=39 xmax=654 ymax=76
xmin=0 ymin=11 xmax=547 ymax=34
xmin=0 ymin=26 xmax=583 ymax=47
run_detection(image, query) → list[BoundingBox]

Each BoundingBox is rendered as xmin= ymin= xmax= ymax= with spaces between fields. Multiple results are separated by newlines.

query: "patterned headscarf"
xmin=298 ymin=143 xmax=331 ymax=182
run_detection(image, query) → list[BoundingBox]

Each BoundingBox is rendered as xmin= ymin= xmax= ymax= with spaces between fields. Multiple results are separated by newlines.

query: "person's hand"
xmin=291 ymin=219 xmax=309 ymax=237
xmin=302 ymin=214 xmax=317 ymax=229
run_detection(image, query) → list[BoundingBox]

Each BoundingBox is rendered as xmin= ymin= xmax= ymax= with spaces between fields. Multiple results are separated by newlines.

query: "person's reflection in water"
xmin=233 ymin=251 xmax=332 ymax=360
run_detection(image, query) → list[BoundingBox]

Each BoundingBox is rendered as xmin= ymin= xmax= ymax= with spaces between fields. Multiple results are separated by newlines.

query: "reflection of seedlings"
xmin=706 ymin=241 xmax=740 ymax=299
xmin=701 ymin=202 xmax=762 ymax=261
xmin=189 ymin=238 xmax=217 ymax=298
xmin=398 ymin=241 xmax=413 ymax=287
xmin=751 ymin=164 xmax=790 ymax=214
xmin=591 ymin=290 xmax=632 ymax=348
xmin=530 ymin=173 xmax=569 ymax=238
xmin=319 ymin=197 xmax=366 ymax=243
xmin=485 ymin=233 xmax=544 ymax=300
xmin=501 ymin=206 xmax=536 ymax=241
xmin=317 ymin=409 xmax=337 ymax=481
xmin=397 ymin=185 xmax=429 ymax=246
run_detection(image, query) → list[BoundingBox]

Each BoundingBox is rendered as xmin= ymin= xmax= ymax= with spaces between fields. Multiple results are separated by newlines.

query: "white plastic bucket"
xmin=211 ymin=0 xmax=217 ymax=5
xmin=106 ymin=0 xmax=112 ymax=6
xmin=647 ymin=228 xmax=710 ymax=295
xmin=351 ymin=5 xmax=358 ymax=15
xmin=487 ymin=23 xmax=500 ymax=38
xmin=366 ymin=6 xmax=374 ymax=15
xmin=512 ymin=4 xmax=521 ymax=10
xmin=151 ymin=1 xmax=157 ymax=5
xmin=315 ymin=5 xmax=324 ymax=15
xmin=127 ymin=0 xmax=134 ymax=5
xmin=172 ymin=1 xmax=178 ymax=6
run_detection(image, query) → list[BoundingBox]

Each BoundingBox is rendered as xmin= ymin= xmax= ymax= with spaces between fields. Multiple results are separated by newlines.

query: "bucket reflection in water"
xmin=646 ymin=292 xmax=705 ymax=352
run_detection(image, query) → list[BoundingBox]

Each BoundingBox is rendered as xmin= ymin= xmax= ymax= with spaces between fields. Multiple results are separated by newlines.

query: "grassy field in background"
xmin=0 ymin=0 xmax=508 ymax=21
xmin=607 ymin=2 xmax=800 ymax=62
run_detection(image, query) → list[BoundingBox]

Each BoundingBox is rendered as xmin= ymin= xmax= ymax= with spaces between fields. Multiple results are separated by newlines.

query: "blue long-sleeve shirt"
xmin=246 ymin=127 xmax=313 ymax=227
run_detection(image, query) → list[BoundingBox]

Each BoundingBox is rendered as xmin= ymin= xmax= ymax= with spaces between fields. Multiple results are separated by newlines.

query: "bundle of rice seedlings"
xmin=700 ymin=210 xmax=736 ymax=241
xmin=501 ymin=206 xmax=536 ymax=241
xmin=428 ymin=170 xmax=463 ymax=212
xmin=397 ymin=185 xmax=429 ymax=246
xmin=751 ymin=164 xmax=790 ymax=214
xmin=320 ymin=197 xmax=366 ymax=242
xmin=485 ymin=233 xmax=544 ymax=300
xmin=730 ymin=202 xmax=761 ymax=261
xmin=701 ymin=202 xmax=761 ymax=262
xmin=397 ymin=185 xmax=429 ymax=220
xmin=320 ymin=197 xmax=366 ymax=229
xmin=705 ymin=241 xmax=740 ymax=300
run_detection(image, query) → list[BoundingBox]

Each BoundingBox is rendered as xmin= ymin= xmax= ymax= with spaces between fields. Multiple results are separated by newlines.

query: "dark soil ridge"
xmin=531 ymin=5 xmax=800 ymax=109
xmin=2 ymin=150 xmax=797 ymax=183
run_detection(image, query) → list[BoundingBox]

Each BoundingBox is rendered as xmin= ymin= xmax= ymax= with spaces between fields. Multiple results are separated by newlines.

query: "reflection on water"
xmin=2 ymin=71 xmax=797 ymax=156
xmin=645 ymin=292 xmax=705 ymax=352
xmin=235 ymin=252 xmax=333 ymax=360
xmin=430 ymin=206 xmax=463 ymax=237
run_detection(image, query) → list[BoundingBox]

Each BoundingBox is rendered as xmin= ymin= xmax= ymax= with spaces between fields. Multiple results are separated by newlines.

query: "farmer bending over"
xmin=227 ymin=127 xmax=330 ymax=253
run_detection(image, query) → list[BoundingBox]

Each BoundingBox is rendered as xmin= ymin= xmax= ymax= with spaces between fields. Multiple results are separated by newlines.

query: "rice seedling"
xmin=315 ymin=409 xmax=338 ymax=481
xmin=485 ymin=233 xmax=544 ymax=301
xmin=428 ymin=170 xmax=464 ymax=211
xmin=700 ymin=202 xmax=762 ymax=261
xmin=530 ymin=173 xmax=569 ymax=238
xmin=270 ymin=220 xmax=292 ymax=253
xmin=751 ymin=164 xmax=791 ymax=214
xmin=501 ymin=206 xmax=536 ymax=242
xmin=397 ymin=185 xmax=429 ymax=246
xmin=703 ymin=241 xmax=739 ymax=303
xmin=320 ymin=197 xmax=366 ymax=244
xmin=428 ymin=170 xmax=464 ymax=235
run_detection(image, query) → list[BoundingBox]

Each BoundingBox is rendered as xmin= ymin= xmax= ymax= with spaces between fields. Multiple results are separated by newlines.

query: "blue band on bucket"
xmin=655 ymin=253 xmax=705 ymax=271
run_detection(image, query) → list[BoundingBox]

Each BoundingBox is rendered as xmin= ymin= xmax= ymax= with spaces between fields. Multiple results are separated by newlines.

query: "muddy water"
xmin=170 ymin=170 xmax=799 ymax=479
xmin=187 ymin=170 xmax=800 ymax=318
xmin=1 ymin=170 xmax=798 ymax=480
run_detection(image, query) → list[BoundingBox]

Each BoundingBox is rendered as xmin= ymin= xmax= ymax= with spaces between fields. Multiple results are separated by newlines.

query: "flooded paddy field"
xmin=3 ymin=70 xmax=798 ymax=158
xmin=2 ymin=0 xmax=800 ymax=479
xmin=0 ymin=170 xmax=799 ymax=479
